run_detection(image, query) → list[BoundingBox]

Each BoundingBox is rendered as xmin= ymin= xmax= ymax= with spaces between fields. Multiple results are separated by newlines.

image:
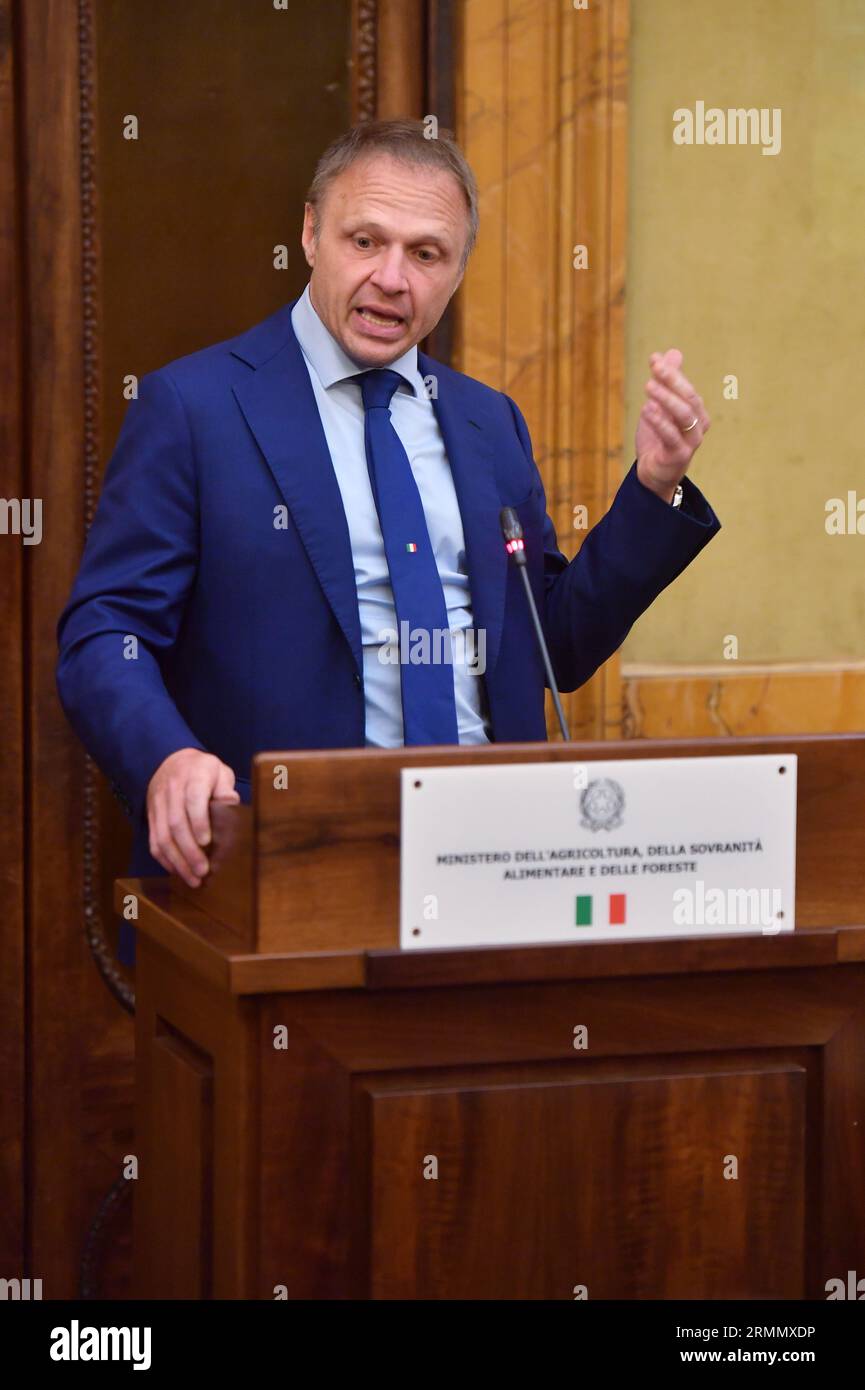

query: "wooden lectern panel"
xmin=134 ymin=938 xmax=260 ymax=1300
xmin=124 ymin=735 xmax=865 ymax=1299
xmin=362 ymin=1059 xmax=805 ymax=1299
xmin=148 ymin=1025 xmax=214 ymax=1299
xmin=250 ymin=961 xmax=864 ymax=1300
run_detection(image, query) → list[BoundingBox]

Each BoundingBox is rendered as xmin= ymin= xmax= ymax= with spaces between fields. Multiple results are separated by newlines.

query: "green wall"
xmin=624 ymin=0 xmax=865 ymax=664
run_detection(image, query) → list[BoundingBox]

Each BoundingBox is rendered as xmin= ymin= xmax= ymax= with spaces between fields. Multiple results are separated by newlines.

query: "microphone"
xmin=500 ymin=507 xmax=571 ymax=741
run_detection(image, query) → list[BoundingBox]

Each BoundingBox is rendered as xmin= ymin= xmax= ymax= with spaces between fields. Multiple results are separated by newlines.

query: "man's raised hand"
xmin=635 ymin=348 xmax=711 ymax=502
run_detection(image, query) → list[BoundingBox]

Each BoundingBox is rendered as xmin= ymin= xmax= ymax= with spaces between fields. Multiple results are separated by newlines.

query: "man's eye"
xmin=355 ymin=236 xmax=372 ymax=248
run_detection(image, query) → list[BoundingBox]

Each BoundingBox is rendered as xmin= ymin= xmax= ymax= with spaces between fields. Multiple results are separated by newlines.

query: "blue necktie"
xmin=357 ymin=368 xmax=460 ymax=744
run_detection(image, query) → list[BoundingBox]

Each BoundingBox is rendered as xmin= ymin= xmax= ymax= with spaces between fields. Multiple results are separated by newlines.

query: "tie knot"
xmin=357 ymin=368 xmax=405 ymax=413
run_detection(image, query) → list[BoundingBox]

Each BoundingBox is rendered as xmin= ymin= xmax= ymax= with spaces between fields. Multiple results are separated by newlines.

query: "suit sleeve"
xmin=504 ymin=393 xmax=721 ymax=693
xmin=56 ymin=369 xmax=207 ymax=821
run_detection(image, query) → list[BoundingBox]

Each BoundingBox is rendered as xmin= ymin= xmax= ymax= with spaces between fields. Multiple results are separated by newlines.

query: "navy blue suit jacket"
xmin=56 ymin=296 xmax=720 ymax=962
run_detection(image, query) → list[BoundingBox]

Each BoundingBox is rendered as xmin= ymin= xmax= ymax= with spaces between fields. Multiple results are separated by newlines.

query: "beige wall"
xmin=624 ymin=0 xmax=865 ymax=665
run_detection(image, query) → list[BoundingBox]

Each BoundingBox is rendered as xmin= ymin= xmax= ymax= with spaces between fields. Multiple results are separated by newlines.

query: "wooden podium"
xmin=118 ymin=734 xmax=865 ymax=1300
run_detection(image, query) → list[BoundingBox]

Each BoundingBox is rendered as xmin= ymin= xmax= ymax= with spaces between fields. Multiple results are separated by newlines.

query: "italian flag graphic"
xmin=575 ymin=894 xmax=627 ymax=927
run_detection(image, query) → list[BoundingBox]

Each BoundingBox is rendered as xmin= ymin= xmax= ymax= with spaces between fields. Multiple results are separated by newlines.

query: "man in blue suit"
xmin=57 ymin=119 xmax=719 ymax=964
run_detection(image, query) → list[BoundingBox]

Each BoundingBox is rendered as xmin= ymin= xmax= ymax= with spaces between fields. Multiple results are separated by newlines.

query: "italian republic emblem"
xmin=579 ymin=778 xmax=625 ymax=832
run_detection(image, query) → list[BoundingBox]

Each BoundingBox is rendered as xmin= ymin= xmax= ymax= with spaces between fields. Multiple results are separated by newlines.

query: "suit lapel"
xmin=231 ymin=307 xmax=364 ymax=673
xmin=420 ymin=351 xmax=507 ymax=679
xmin=228 ymin=309 xmax=508 ymax=685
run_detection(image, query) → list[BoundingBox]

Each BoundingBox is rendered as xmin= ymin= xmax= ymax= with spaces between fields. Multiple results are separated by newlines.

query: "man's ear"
xmin=301 ymin=202 xmax=316 ymax=267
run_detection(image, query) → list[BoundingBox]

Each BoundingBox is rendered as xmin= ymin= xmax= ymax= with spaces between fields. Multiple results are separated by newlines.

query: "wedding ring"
xmin=683 ymin=416 xmax=699 ymax=433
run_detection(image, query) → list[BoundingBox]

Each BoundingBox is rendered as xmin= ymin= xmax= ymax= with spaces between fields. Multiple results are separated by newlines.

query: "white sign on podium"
xmin=400 ymin=755 xmax=797 ymax=950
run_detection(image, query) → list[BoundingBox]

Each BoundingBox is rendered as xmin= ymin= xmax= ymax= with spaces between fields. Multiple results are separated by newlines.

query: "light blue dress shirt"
xmin=290 ymin=283 xmax=491 ymax=747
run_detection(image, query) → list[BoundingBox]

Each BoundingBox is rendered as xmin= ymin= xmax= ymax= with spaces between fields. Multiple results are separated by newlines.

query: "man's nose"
xmin=369 ymin=248 xmax=410 ymax=294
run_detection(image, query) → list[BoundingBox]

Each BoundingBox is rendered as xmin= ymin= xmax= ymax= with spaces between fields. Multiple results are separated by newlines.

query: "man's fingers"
xmin=650 ymin=350 xmax=695 ymax=397
xmin=651 ymin=356 xmax=692 ymax=400
xmin=145 ymin=751 xmax=244 ymax=886
xmin=638 ymin=411 xmax=664 ymax=451
xmin=186 ymin=774 xmax=216 ymax=849
xmin=150 ymin=796 xmax=199 ymax=883
xmin=166 ymin=779 xmax=210 ymax=882
xmin=645 ymin=378 xmax=702 ymax=437
xmin=650 ymin=347 xmax=683 ymax=377
xmin=675 ymin=380 xmax=711 ymax=433
xmin=212 ymin=762 xmax=239 ymax=801
xmin=644 ymin=400 xmax=696 ymax=454
xmin=649 ymin=354 xmax=711 ymax=435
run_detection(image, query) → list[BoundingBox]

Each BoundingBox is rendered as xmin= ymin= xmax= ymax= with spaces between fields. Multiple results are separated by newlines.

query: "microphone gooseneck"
xmin=499 ymin=507 xmax=571 ymax=741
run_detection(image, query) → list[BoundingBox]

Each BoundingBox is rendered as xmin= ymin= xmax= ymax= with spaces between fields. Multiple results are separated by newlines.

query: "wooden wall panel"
xmin=624 ymin=665 xmax=865 ymax=739
xmin=376 ymin=0 xmax=425 ymax=116
xmin=455 ymin=0 xmax=630 ymax=740
xmin=0 ymin=0 xmax=26 ymax=1283
xmin=16 ymin=0 xmax=137 ymax=1300
xmin=7 ymin=0 xmax=388 ymax=1301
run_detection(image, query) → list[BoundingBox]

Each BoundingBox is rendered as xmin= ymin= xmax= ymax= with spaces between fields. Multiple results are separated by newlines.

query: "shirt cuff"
xmin=630 ymin=459 xmax=718 ymax=529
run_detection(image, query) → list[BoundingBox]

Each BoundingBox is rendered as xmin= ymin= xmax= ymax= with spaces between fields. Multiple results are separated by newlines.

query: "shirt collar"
xmin=291 ymin=282 xmax=421 ymax=398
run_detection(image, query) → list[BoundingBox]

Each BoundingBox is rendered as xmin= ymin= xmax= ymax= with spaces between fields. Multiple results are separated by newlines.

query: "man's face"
xmin=301 ymin=153 xmax=469 ymax=366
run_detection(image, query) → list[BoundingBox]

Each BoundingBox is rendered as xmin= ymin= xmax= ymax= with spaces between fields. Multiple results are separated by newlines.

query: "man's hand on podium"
xmin=635 ymin=347 xmax=712 ymax=502
xmin=146 ymin=748 xmax=240 ymax=887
